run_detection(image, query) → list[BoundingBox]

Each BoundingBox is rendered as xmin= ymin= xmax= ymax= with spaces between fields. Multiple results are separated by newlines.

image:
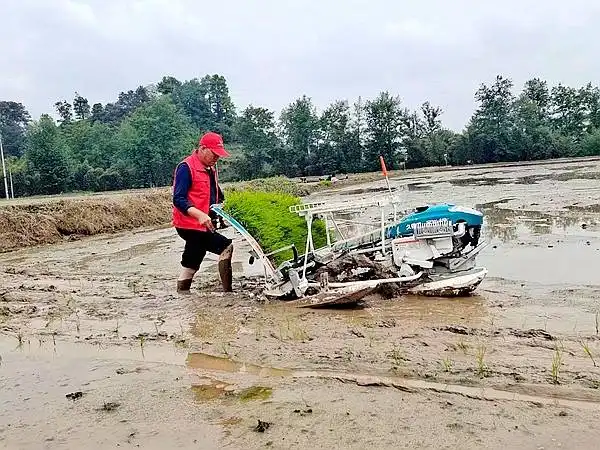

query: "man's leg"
xmin=218 ymin=243 xmax=234 ymax=292
xmin=205 ymin=231 xmax=234 ymax=292
xmin=176 ymin=228 xmax=206 ymax=293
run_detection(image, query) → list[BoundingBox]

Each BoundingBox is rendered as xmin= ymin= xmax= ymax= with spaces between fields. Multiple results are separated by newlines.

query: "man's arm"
xmin=173 ymin=162 xmax=193 ymax=214
xmin=173 ymin=162 xmax=215 ymax=231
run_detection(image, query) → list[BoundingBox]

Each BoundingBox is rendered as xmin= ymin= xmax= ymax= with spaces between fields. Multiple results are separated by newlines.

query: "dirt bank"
xmin=2 ymin=158 xmax=600 ymax=449
xmin=0 ymin=188 xmax=172 ymax=253
xmin=0 ymin=176 xmax=320 ymax=253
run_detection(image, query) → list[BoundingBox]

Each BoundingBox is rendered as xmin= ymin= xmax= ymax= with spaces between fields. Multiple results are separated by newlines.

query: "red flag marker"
xmin=379 ymin=155 xmax=387 ymax=177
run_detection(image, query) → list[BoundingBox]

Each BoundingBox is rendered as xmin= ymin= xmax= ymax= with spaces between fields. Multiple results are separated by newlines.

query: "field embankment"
xmin=0 ymin=188 xmax=172 ymax=253
xmin=0 ymin=176 xmax=317 ymax=253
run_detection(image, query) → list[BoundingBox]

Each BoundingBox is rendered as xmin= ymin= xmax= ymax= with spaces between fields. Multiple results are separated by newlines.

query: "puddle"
xmin=192 ymin=377 xmax=234 ymax=401
xmin=186 ymin=352 xmax=292 ymax=377
xmin=340 ymin=186 xmax=392 ymax=196
xmin=449 ymin=177 xmax=510 ymax=187
xmin=303 ymin=294 xmax=489 ymax=329
xmin=406 ymin=183 xmax=433 ymax=191
xmin=186 ymin=352 xmax=600 ymax=410
xmin=516 ymin=172 xmax=600 ymax=184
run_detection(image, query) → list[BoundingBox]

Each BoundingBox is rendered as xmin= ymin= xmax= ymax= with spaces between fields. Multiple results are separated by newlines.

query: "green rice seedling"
xmin=139 ymin=335 xmax=146 ymax=359
xmin=475 ymin=345 xmax=488 ymax=377
xmin=551 ymin=344 xmax=563 ymax=384
xmin=223 ymin=190 xmax=328 ymax=265
xmin=367 ymin=330 xmax=376 ymax=348
xmin=388 ymin=344 xmax=405 ymax=367
xmin=278 ymin=317 xmax=309 ymax=342
xmin=581 ymin=340 xmax=596 ymax=367
xmin=224 ymin=176 xmax=309 ymax=197
xmin=441 ymin=357 xmax=454 ymax=373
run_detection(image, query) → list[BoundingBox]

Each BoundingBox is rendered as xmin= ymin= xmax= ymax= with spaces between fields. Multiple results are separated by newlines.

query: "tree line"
xmin=1 ymin=74 xmax=600 ymax=197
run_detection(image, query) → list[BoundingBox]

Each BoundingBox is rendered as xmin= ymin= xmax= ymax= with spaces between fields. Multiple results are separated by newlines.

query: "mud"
xmin=3 ymin=158 xmax=600 ymax=448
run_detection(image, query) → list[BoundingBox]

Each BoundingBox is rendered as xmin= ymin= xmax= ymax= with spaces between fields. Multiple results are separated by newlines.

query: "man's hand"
xmin=187 ymin=207 xmax=215 ymax=231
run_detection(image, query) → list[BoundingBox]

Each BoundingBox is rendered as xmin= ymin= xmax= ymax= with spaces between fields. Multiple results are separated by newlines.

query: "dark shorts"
xmin=175 ymin=228 xmax=232 ymax=270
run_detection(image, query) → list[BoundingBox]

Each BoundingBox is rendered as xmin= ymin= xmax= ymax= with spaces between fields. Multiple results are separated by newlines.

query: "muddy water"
xmin=308 ymin=159 xmax=600 ymax=329
xmin=3 ymin=159 xmax=600 ymax=448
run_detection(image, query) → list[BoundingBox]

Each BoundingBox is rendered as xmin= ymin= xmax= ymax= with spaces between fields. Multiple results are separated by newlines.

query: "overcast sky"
xmin=1 ymin=0 xmax=600 ymax=130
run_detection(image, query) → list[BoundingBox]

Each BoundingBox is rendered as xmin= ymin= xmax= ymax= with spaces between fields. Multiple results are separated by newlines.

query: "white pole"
xmin=9 ymin=169 xmax=14 ymax=198
xmin=0 ymin=132 xmax=9 ymax=200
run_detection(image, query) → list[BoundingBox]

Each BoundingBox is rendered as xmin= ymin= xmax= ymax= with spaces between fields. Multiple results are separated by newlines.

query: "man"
xmin=172 ymin=131 xmax=233 ymax=293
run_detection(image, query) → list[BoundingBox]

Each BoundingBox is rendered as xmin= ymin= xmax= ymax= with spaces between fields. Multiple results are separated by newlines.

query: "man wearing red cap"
xmin=171 ymin=131 xmax=233 ymax=293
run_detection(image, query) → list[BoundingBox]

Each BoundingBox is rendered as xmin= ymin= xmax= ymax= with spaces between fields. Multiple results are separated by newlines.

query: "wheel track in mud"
xmin=186 ymin=351 xmax=600 ymax=410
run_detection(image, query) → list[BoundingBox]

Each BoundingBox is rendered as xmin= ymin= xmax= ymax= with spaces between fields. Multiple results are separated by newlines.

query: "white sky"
xmin=1 ymin=0 xmax=600 ymax=130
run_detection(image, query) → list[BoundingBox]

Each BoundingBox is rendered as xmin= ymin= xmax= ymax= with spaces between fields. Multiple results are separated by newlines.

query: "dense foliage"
xmin=2 ymin=74 xmax=600 ymax=197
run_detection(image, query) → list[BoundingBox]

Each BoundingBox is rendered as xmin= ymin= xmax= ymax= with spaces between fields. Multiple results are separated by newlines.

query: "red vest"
xmin=172 ymin=152 xmax=222 ymax=231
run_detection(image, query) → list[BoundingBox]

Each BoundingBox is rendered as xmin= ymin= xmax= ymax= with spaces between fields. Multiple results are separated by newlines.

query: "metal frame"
xmin=287 ymin=191 xmax=409 ymax=289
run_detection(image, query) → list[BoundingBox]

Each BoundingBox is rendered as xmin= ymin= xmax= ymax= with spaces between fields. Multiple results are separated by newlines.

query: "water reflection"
xmin=477 ymin=202 xmax=595 ymax=243
xmin=476 ymin=201 xmax=600 ymax=285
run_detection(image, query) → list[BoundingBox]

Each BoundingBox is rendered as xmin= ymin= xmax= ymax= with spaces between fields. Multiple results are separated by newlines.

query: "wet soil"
xmin=3 ymin=158 xmax=600 ymax=448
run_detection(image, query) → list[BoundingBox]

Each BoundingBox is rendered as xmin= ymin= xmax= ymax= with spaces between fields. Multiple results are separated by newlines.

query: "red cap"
xmin=199 ymin=132 xmax=230 ymax=157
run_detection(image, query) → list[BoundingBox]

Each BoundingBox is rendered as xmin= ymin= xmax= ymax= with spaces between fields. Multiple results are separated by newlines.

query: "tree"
xmin=199 ymin=75 xmax=237 ymax=140
xmin=117 ymin=96 xmax=196 ymax=188
xmin=279 ymin=95 xmax=319 ymax=176
xmin=468 ymin=75 xmax=515 ymax=162
xmin=346 ymin=96 xmax=367 ymax=172
xmin=364 ymin=91 xmax=405 ymax=170
xmin=421 ymin=101 xmax=443 ymax=135
xmin=157 ymin=76 xmax=182 ymax=95
xmin=511 ymin=91 xmax=555 ymax=161
xmin=25 ymin=115 xmax=71 ymax=194
xmin=90 ymin=103 xmax=104 ymax=122
xmin=0 ymin=101 xmax=31 ymax=157
xmin=580 ymin=83 xmax=600 ymax=132
xmin=317 ymin=100 xmax=354 ymax=174
xmin=550 ymin=84 xmax=587 ymax=139
xmin=234 ymin=106 xmax=280 ymax=179
xmin=73 ymin=93 xmax=90 ymax=120
xmin=170 ymin=79 xmax=213 ymax=131
xmin=100 ymin=86 xmax=150 ymax=124
xmin=54 ymin=100 xmax=73 ymax=124
xmin=523 ymin=78 xmax=550 ymax=120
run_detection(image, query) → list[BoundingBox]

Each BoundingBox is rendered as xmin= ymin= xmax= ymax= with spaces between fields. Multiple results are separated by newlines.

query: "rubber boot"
xmin=218 ymin=258 xmax=233 ymax=292
xmin=177 ymin=278 xmax=193 ymax=293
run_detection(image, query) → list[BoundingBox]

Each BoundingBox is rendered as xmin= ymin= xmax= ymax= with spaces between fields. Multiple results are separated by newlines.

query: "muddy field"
xmin=2 ymin=159 xmax=600 ymax=449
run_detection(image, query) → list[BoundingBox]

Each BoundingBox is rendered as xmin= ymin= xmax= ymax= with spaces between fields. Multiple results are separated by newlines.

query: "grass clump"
xmin=223 ymin=190 xmax=327 ymax=265
xmin=237 ymin=386 xmax=273 ymax=402
xmin=551 ymin=345 xmax=562 ymax=384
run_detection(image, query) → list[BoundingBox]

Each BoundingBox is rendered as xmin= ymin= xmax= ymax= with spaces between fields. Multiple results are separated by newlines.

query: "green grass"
xmin=223 ymin=189 xmax=328 ymax=265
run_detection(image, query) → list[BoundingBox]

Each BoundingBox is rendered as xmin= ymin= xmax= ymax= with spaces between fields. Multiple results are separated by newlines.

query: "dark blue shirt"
xmin=172 ymin=162 xmax=223 ymax=215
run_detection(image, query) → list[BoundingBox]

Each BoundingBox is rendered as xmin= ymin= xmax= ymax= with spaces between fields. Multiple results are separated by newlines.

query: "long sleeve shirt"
xmin=172 ymin=162 xmax=223 ymax=215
